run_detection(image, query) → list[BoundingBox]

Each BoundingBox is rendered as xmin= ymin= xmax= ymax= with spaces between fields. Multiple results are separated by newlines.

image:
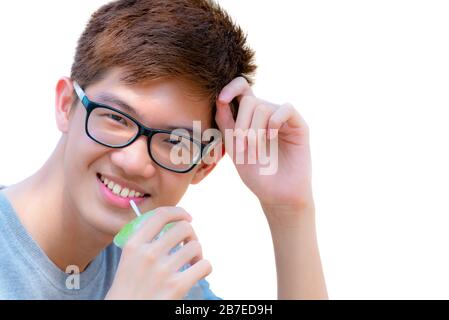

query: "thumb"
xmin=215 ymin=99 xmax=237 ymax=157
xmin=215 ymin=99 xmax=235 ymax=132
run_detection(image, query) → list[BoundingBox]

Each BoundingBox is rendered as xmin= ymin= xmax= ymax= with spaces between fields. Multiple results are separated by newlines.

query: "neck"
xmin=5 ymin=137 xmax=110 ymax=272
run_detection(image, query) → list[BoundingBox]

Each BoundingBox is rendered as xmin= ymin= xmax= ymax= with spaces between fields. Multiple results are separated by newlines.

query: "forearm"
xmin=262 ymin=203 xmax=328 ymax=300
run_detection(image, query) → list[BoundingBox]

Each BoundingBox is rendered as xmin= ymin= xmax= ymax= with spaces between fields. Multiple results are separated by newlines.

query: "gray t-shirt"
xmin=0 ymin=187 xmax=221 ymax=300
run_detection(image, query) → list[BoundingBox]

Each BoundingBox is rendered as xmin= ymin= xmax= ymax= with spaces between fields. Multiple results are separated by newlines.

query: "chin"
xmin=77 ymin=201 xmax=132 ymax=242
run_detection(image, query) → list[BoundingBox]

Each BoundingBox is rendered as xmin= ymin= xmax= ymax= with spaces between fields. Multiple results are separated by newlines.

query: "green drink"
xmin=113 ymin=201 xmax=206 ymax=299
xmin=113 ymin=209 xmax=175 ymax=249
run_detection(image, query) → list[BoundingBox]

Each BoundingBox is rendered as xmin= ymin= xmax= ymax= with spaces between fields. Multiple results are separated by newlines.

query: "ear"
xmin=55 ymin=77 xmax=76 ymax=133
xmin=190 ymin=162 xmax=217 ymax=185
xmin=190 ymin=142 xmax=225 ymax=185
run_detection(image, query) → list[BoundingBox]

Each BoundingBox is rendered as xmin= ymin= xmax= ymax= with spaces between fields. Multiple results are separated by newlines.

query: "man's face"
xmin=60 ymin=68 xmax=216 ymax=237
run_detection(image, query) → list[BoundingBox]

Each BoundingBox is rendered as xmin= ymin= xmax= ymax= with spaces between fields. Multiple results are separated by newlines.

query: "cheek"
xmin=63 ymin=118 xmax=106 ymax=190
xmin=157 ymin=173 xmax=193 ymax=205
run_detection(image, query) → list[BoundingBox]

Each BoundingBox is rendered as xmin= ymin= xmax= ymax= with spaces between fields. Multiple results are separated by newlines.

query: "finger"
xmin=267 ymin=103 xmax=306 ymax=140
xmin=248 ymin=103 xmax=275 ymax=161
xmin=153 ymin=220 xmax=198 ymax=254
xmin=215 ymin=99 xmax=236 ymax=159
xmin=218 ymin=76 xmax=254 ymax=104
xmin=128 ymin=207 xmax=192 ymax=245
xmin=216 ymin=77 xmax=255 ymax=154
xmin=167 ymin=240 xmax=203 ymax=271
xmin=215 ymin=99 xmax=235 ymax=132
xmin=234 ymin=95 xmax=258 ymax=154
xmin=174 ymin=259 xmax=213 ymax=291
xmin=216 ymin=76 xmax=253 ymax=132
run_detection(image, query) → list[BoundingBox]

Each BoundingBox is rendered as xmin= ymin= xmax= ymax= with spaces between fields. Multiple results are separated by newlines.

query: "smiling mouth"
xmin=96 ymin=173 xmax=151 ymax=199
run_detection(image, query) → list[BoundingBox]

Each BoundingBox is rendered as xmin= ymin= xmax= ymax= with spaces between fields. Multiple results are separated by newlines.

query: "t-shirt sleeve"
xmin=183 ymin=277 xmax=223 ymax=300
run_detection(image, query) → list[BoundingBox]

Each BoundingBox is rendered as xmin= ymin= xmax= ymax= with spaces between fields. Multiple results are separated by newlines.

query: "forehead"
xmin=84 ymin=69 xmax=213 ymax=131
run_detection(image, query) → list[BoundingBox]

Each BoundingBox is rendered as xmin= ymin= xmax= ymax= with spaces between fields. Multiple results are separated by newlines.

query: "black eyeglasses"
xmin=73 ymin=82 xmax=215 ymax=173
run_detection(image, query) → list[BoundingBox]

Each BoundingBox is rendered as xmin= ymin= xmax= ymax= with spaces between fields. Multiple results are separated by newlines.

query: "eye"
xmin=165 ymin=138 xmax=182 ymax=145
xmin=164 ymin=137 xmax=190 ymax=149
xmin=107 ymin=113 xmax=128 ymax=126
xmin=168 ymin=139 xmax=179 ymax=145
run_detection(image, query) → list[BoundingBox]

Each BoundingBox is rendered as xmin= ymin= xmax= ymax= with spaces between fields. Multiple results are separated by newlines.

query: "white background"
xmin=0 ymin=1 xmax=448 ymax=299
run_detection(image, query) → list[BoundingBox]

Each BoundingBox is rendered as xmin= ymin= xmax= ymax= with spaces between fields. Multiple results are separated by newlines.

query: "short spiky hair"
xmin=70 ymin=0 xmax=257 ymax=128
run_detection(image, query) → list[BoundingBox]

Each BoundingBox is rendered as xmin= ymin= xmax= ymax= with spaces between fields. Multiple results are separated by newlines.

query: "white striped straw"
xmin=129 ymin=199 xmax=142 ymax=217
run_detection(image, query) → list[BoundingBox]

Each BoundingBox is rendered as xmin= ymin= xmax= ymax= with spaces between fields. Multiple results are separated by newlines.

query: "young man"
xmin=0 ymin=0 xmax=327 ymax=299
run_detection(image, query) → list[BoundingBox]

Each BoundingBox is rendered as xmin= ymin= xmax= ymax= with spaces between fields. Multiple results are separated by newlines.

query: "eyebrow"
xmin=95 ymin=92 xmax=194 ymax=134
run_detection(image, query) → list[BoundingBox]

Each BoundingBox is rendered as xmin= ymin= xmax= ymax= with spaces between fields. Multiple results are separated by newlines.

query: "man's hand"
xmin=215 ymin=77 xmax=327 ymax=299
xmin=215 ymin=77 xmax=313 ymax=218
xmin=106 ymin=207 xmax=212 ymax=300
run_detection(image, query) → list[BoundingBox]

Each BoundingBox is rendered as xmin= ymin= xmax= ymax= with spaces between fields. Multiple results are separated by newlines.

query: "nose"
xmin=110 ymin=136 xmax=157 ymax=178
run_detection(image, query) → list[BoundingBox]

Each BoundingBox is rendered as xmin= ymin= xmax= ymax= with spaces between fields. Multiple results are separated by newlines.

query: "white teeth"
xmin=112 ymin=184 xmax=122 ymax=195
xmin=100 ymin=174 xmax=145 ymax=198
xmin=120 ymin=188 xmax=130 ymax=197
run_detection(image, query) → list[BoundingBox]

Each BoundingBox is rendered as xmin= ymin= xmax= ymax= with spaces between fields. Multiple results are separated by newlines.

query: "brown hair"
xmin=70 ymin=0 xmax=257 ymax=128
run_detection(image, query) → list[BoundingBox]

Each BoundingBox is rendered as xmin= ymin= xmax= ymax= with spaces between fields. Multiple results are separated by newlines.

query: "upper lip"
xmin=98 ymin=172 xmax=151 ymax=196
